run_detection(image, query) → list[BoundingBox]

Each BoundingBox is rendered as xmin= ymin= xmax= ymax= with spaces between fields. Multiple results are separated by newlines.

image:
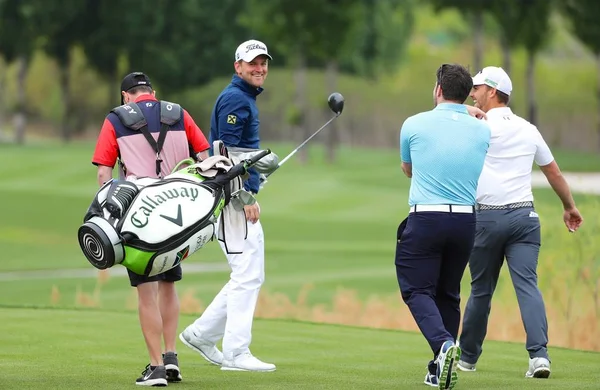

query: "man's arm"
xmin=465 ymin=105 xmax=487 ymax=120
xmin=182 ymin=109 xmax=210 ymax=160
xmin=216 ymin=96 xmax=250 ymax=147
xmin=400 ymin=119 xmax=412 ymax=178
xmin=539 ymin=161 xmax=583 ymax=231
xmin=539 ymin=161 xmax=575 ymax=209
xmin=97 ymin=165 xmax=113 ymax=186
xmin=402 ymin=162 xmax=412 ymax=178
xmin=196 ymin=150 xmax=209 ymax=161
xmin=92 ymin=118 xmax=119 ymax=186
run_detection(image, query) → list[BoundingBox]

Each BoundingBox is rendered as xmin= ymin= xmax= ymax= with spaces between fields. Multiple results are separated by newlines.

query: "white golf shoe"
xmin=525 ymin=357 xmax=551 ymax=378
xmin=221 ymin=352 xmax=276 ymax=372
xmin=179 ymin=327 xmax=224 ymax=365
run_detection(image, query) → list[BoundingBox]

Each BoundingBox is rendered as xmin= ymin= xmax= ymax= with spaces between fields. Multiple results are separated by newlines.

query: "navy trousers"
xmin=395 ymin=211 xmax=476 ymax=356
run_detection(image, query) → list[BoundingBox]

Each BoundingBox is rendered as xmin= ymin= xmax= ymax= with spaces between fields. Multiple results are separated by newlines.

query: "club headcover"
xmin=227 ymin=147 xmax=280 ymax=174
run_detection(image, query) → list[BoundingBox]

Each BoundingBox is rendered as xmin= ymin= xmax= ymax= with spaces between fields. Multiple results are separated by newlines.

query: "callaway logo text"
xmin=130 ymin=185 xmax=199 ymax=228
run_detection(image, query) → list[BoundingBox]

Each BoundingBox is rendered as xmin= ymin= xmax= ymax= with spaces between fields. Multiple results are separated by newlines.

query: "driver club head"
xmin=328 ymin=92 xmax=344 ymax=115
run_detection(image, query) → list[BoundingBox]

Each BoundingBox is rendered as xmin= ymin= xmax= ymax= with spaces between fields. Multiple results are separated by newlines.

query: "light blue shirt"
xmin=400 ymin=103 xmax=491 ymax=206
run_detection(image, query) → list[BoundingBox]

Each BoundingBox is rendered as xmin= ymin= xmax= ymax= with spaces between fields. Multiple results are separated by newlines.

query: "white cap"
xmin=235 ymin=39 xmax=272 ymax=62
xmin=472 ymin=66 xmax=512 ymax=96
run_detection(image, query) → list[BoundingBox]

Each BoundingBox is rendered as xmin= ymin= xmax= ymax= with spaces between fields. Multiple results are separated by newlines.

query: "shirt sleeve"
xmin=92 ymin=118 xmax=119 ymax=167
xmin=183 ymin=109 xmax=210 ymax=153
xmin=400 ymin=119 xmax=412 ymax=163
xmin=533 ymin=127 xmax=554 ymax=166
xmin=216 ymin=95 xmax=251 ymax=147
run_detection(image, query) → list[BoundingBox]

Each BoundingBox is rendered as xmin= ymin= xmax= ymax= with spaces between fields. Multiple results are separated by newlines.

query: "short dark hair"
xmin=482 ymin=85 xmax=510 ymax=105
xmin=127 ymin=85 xmax=153 ymax=95
xmin=496 ymin=90 xmax=510 ymax=105
xmin=436 ymin=64 xmax=473 ymax=103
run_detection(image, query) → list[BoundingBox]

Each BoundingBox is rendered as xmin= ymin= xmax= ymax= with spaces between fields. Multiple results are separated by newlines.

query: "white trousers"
xmin=191 ymin=220 xmax=265 ymax=359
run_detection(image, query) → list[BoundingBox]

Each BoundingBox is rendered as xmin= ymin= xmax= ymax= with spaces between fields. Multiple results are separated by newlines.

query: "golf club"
xmin=265 ymin=92 xmax=345 ymax=177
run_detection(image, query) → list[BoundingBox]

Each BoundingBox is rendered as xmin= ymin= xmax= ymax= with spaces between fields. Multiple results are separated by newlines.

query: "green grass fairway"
xmin=0 ymin=142 xmax=599 ymax=353
xmin=0 ymin=140 xmax=599 ymax=387
xmin=0 ymin=307 xmax=598 ymax=390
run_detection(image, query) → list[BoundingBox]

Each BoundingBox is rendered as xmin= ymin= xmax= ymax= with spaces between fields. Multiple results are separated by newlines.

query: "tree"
xmin=32 ymin=0 xmax=90 ymax=142
xmin=123 ymin=0 xmax=251 ymax=96
xmin=0 ymin=0 xmax=38 ymax=144
xmin=240 ymin=0 xmax=322 ymax=162
xmin=488 ymin=0 xmax=523 ymax=76
xmin=242 ymin=0 xmax=374 ymax=162
xmin=80 ymin=0 xmax=130 ymax=108
xmin=340 ymin=0 xmax=416 ymax=80
xmin=517 ymin=0 xmax=554 ymax=126
xmin=563 ymin=0 xmax=600 ymax=149
xmin=429 ymin=0 xmax=489 ymax=71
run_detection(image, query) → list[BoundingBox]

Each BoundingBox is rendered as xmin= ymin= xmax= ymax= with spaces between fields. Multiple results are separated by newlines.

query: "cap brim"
xmin=472 ymin=74 xmax=486 ymax=86
xmin=240 ymin=51 xmax=273 ymax=62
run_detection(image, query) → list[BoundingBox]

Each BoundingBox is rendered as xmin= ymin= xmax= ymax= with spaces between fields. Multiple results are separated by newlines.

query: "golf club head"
xmin=328 ymin=92 xmax=344 ymax=115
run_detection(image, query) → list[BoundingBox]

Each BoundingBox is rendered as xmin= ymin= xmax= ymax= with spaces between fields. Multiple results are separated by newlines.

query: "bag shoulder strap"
xmin=160 ymin=100 xmax=182 ymax=125
xmin=110 ymin=102 xmax=147 ymax=130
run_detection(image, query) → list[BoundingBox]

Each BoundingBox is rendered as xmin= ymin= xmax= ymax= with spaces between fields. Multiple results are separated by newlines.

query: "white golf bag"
xmin=77 ymin=143 xmax=276 ymax=277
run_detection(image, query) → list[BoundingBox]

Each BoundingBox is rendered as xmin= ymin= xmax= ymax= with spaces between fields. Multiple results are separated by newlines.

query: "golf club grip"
xmin=222 ymin=149 xmax=272 ymax=181
xmin=249 ymin=149 xmax=272 ymax=165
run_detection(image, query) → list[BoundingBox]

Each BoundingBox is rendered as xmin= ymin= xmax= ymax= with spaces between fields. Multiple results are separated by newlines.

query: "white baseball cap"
xmin=472 ymin=66 xmax=512 ymax=96
xmin=235 ymin=39 xmax=273 ymax=62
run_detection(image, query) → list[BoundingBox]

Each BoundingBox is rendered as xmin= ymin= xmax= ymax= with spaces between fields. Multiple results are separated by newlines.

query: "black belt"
xmin=476 ymin=201 xmax=534 ymax=211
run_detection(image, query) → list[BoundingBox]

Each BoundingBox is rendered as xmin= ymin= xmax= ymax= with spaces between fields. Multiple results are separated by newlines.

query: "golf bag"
xmin=77 ymin=145 xmax=275 ymax=277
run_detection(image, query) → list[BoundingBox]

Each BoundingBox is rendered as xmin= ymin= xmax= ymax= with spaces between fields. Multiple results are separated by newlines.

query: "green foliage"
xmin=86 ymin=0 xmax=252 ymax=95
xmin=31 ymin=0 xmax=88 ymax=66
xmin=79 ymin=0 xmax=128 ymax=84
xmin=488 ymin=0 xmax=526 ymax=49
xmin=517 ymin=0 xmax=555 ymax=54
xmin=340 ymin=0 xmax=416 ymax=78
xmin=240 ymin=0 xmax=315 ymax=66
xmin=0 ymin=0 xmax=37 ymax=62
xmin=562 ymin=0 xmax=600 ymax=55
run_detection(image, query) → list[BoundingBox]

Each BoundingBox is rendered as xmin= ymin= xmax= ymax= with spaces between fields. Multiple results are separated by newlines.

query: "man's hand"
xmin=466 ymin=105 xmax=487 ymax=120
xmin=244 ymin=203 xmax=260 ymax=224
xmin=563 ymin=207 xmax=583 ymax=232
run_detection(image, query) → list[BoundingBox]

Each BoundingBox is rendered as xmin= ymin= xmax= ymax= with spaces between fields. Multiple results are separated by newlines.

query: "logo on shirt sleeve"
xmin=227 ymin=115 xmax=237 ymax=125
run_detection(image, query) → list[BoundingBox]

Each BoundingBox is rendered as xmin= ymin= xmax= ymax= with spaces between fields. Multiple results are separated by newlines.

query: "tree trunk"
xmin=501 ymin=34 xmax=512 ymax=76
xmin=325 ymin=60 xmax=338 ymax=164
xmin=109 ymin=66 xmax=120 ymax=108
xmin=59 ymin=62 xmax=73 ymax=142
xmin=597 ymin=52 xmax=600 ymax=151
xmin=472 ymin=10 xmax=483 ymax=72
xmin=294 ymin=53 xmax=308 ymax=163
xmin=0 ymin=59 xmax=6 ymax=141
xmin=14 ymin=55 xmax=28 ymax=145
xmin=526 ymin=50 xmax=537 ymax=125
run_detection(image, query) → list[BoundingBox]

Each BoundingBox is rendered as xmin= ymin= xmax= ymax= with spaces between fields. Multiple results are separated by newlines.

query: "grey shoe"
xmin=457 ymin=360 xmax=476 ymax=372
xmin=135 ymin=364 xmax=167 ymax=387
xmin=163 ymin=352 xmax=182 ymax=382
xmin=525 ymin=357 xmax=551 ymax=378
xmin=179 ymin=326 xmax=224 ymax=365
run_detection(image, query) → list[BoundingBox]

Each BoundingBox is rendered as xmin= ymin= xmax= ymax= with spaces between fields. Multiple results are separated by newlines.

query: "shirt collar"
xmin=434 ymin=103 xmax=468 ymax=114
xmin=487 ymin=106 xmax=513 ymax=117
xmin=231 ymin=74 xmax=263 ymax=96
xmin=134 ymin=94 xmax=158 ymax=102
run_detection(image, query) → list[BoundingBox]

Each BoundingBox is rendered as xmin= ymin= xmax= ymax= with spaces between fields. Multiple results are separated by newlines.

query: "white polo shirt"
xmin=476 ymin=107 xmax=554 ymax=205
